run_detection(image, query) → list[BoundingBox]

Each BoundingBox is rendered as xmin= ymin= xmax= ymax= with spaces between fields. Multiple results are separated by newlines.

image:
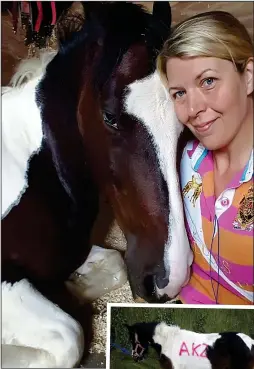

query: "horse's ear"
xmin=55 ymin=2 xmax=85 ymax=47
xmin=152 ymin=1 xmax=172 ymax=28
xmin=81 ymin=1 xmax=106 ymax=21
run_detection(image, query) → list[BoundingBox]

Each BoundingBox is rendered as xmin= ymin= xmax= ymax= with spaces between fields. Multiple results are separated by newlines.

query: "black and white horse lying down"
xmin=125 ymin=322 xmax=254 ymax=369
xmin=2 ymin=2 xmax=191 ymax=367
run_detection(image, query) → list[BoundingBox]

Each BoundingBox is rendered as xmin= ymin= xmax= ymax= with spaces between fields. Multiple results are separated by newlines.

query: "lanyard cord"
xmin=209 ymin=215 xmax=220 ymax=304
xmin=182 ymin=186 xmax=222 ymax=304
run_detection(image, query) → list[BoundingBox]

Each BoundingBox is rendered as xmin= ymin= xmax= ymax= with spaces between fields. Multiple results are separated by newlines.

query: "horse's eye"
xmin=103 ymin=112 xmax=118 ymax=130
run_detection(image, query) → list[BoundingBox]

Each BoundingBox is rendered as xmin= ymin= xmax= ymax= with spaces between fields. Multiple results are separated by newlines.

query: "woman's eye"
xmin=173 ymin=90 xmax=185 ymax=99
xmin=202 ymin=77 xmax=215 ymax=88
xmin=103 ymin=112 xmax=118 ymax=130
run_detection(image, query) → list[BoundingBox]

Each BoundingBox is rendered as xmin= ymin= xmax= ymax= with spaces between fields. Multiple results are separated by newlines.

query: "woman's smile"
xmin=192 ymin=118 xmax=217 ymax=135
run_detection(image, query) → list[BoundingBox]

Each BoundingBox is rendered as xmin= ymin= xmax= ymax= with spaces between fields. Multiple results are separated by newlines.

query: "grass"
xmin=110 ymin=306 xmax=254 ymax=368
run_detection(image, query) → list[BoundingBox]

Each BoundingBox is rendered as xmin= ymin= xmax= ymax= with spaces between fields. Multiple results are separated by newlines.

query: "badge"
xmin=233 ymin=185 xmax=253 ymax=231
xmin=183 ymin=175 xmax=202 ymax=207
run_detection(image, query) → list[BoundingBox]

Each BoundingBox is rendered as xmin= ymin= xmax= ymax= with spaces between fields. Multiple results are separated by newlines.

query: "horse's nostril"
xmin=156 ymin=273 xmax=169 ymax=289
xmin=143 ymin=273 xmax=169 ymax=301
xmin=158 ymin=294 xmax=170 ymax=303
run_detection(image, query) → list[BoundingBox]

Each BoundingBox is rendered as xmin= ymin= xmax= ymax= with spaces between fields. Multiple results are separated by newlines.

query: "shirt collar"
xmin=187 ymin=141 xmax=208 ymax=172
xmin=240 ymin=149 xmax=253 ymax=183
xmin=187 ymin=141 xmax=253 ymax=183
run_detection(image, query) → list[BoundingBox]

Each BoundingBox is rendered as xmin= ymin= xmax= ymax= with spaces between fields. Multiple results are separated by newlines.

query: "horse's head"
xmin=125 ymin=322 xmax=160 ymax=362
xmin=76 ymin=2 xmax=193 ymax=302
xmin=38 ymin=2 xmax=193 ymax=302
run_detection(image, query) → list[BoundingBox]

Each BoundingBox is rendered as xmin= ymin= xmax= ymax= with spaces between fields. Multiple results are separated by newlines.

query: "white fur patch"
xmin=124 ymin=71 xmax=193 ymax=298
xmin=153 ymin=322 xmax=219 ymax=369
xmin=2 ymin=345 xmax=56 ymax=368
xmin=2 ymin=279 xmax=84 ymax=368
xmin=2 ymin=78 xmax=43 ymax=218
xmin=237 ymin=333 xmax=254 ymax=350
xmin=1 ymin=51 xmax=56 ymax=219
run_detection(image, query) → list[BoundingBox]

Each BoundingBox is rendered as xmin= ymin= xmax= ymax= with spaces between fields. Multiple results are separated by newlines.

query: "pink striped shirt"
xmin=179 ymin=140 xmax=253 ymax=305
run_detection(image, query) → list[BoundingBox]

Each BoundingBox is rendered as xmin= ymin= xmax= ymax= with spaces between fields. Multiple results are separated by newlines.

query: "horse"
xmin=2 ymin=48 xmax=92 ymax=368
xmin=2 ymin=2 xmax=192 ymax=367
xmin=3 ymin=1 xmax=193 ymax=302
xmin=37 ymin=0 xmax=193 ymax=302
xmin=125 ymin=321 xmax=254 ymax=369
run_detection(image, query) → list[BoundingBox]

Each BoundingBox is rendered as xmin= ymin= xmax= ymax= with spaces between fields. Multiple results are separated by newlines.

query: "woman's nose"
xmin=186 ymin=89 xmax=206 ymax=118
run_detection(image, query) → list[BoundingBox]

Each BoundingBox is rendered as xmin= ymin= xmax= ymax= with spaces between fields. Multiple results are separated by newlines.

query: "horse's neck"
xmin=133 ymin=323 xmax=158 ymax=346
xmin=2 ymin=51 xmax=56 ymax=143
xmin=2 ymin=76 xmax=43 ymax=151
xmin=164 ymin=325 xmax=181 ymax=344
xmin=2 ymin=76 xmax=42 ymax=132
xmin=142 ymin=322 xmax=158 ymax=343
xmin=2 ymin=77 xmax=43 ymax=218
xmin=9 ymin=51 xmax=57 ymax=88
xmin=153 ymin=323 xmax=181 ymax=352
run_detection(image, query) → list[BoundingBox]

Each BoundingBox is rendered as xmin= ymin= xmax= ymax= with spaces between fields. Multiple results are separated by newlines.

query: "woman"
xmin=157 ymin=11 xmax=253 ymax=305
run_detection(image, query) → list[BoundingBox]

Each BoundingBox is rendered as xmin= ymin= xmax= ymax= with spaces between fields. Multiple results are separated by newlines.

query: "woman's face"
xmin=166 ymin=56 xmax=253 ymax=150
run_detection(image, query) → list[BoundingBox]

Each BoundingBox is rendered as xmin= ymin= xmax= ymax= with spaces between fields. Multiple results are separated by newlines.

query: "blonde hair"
xmin=157 ymin=11 xmax=253 ymax=84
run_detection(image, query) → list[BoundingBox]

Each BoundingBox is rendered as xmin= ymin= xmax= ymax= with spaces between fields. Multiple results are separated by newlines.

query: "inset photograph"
xmin=107 ymin=304 xmax=254 ymax=369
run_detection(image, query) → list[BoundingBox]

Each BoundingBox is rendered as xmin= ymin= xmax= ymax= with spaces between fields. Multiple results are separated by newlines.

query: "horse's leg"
xmin=159 ymin=354 xmax=174 ymax=369
xmin=2 ymin=279 xmax=86 ymax=368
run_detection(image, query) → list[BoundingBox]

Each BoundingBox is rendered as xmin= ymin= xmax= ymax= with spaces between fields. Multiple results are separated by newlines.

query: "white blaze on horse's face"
xmin=124 ymin=71 xmax=193 ymax=298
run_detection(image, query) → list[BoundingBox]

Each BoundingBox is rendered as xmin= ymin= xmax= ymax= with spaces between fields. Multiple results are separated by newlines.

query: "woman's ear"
xmin=244 ymin=57 xmax=254 ymax=95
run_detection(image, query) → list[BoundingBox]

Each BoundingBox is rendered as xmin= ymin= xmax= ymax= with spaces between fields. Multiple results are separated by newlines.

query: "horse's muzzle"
xmin=131 ymin=274 xmax=171 ymax=303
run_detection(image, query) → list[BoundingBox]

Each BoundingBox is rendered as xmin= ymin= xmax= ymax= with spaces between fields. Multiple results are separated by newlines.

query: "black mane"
xmin=37 ymin=1 xmax=171 ymax=113
xmin=37 ymin=1 xmax=170 ymax=113
xmin=54 ymin=2 xmax=170 ymax=88
xmin=132 ymin=321 xmax=159 ymax=337
xmin=56 ymin=2 xmax=169 ymax=51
